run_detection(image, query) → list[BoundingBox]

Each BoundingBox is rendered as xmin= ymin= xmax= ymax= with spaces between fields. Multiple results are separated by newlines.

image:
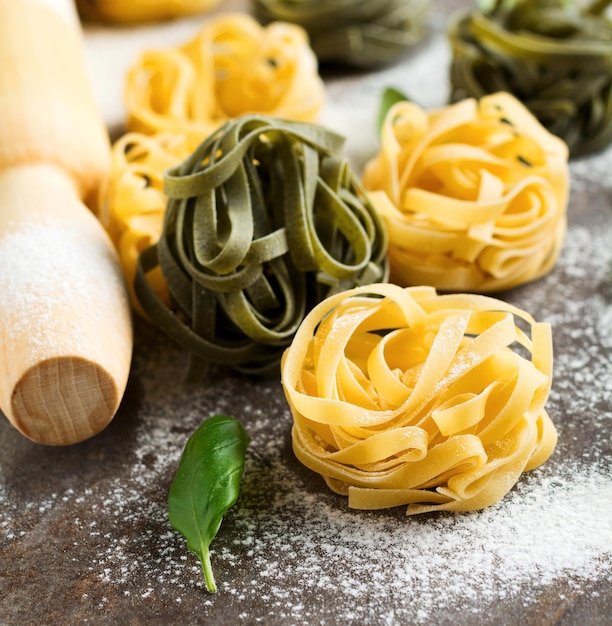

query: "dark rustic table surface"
xmin=1 ymin=1 xmax=611 ymax=625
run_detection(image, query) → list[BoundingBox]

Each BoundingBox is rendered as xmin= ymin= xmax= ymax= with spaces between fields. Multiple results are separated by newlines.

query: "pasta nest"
xmin=99 ymin=13 xmax=327 ymax=313
xmin=98 ymin=132 xmax=187 ymax=315
xmin=125 ymin=12 xmax=325 ymax=144
xmin=75 ymin=0 xmax=221 ymax=23
xmin=281 ymin=283 xmax=557 ymax=514
xmin=252 ymin=0 xmax=430 ymax=69
xmin=133 ymin=115 xmax=389 ymax=375
xmin=448 ymin=0 xmax=612 ymax=156
xmin=362 ymin=92 xmax=569 ymax=293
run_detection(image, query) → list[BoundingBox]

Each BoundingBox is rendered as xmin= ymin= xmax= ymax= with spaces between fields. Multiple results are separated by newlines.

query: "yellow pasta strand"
xmin=281 ymin=283 xmax=557 ymax=514
xmin=75 ymin=0 xmax=221 ymax=24
xmin=101 ymin=13 xmax=326 ymax=313
xmin=363 ymin=92 xmax=569 ymax=292
xmin=125 ymin=13 xmax=325 ymax=147
xmin=98 ymin=132 xmax=188 ymax=315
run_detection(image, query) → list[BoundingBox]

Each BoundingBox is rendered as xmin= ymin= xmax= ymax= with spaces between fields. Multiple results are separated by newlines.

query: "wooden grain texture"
xmin=0 ymin=0 xmax=133 ymax=445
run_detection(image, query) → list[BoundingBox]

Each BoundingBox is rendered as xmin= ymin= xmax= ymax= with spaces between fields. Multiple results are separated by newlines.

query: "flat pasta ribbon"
xmin=98 ymin=132 xmax=190 ymax=315
xmin=362 ymin=92 xmax=569 ymax=293
xmin=281 ymin=283 xmax=557 ymax=514
xmin=134 ymin=115 xmax=388 ymax=375
xmin=125 ymin=12 xmax=325 ymax=149
xmin=101 ymin=13 xmax=327 ymax=313
xmin=253 ymin=0 xmax=430 ymax=68
xmin=448 ymin=0 xmax=612 ymax=156
xmin=75 ymin=0 xmax=221 ymax=23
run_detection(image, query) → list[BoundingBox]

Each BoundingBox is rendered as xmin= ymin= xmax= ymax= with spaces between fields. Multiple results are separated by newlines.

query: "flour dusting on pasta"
xmin=281 ymin=284 xmax=558 ymax=514
xmin=1 ymin=2 xmax=610 ymax=622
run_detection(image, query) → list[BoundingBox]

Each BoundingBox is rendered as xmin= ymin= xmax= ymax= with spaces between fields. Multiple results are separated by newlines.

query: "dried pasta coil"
xmin=449 ymin=0 xmax=612 ymax=156
xmin=253 ymin=0 xmax=430 ymax=69
xmin=98 ymin=132 xmax=192 ymax=315
xmin=281 ymin=283 xmax=557 ymax=514
xmin=134 ymin=115 xmax=388 ymax=375
xmin=125 ymin=13 xmax=325 ymax=149
xmin=362 ymin=92 xmax=569 ymax=293
xmin=75 ymin=0 xmax=221 ymax=24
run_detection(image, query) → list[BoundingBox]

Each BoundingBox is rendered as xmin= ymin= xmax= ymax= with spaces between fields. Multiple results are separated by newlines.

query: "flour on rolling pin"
xmin=0 ymin=165 xmax=133 ymax=446
xmin=0 ymin=0 xmax=133 ymax=445
xmin=0 ymin=223 xmax=123 ymax=358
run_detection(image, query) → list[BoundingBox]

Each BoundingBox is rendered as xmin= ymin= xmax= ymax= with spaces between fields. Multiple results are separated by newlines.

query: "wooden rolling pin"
xmin=0 ymin=0 xmax=133 ymax=445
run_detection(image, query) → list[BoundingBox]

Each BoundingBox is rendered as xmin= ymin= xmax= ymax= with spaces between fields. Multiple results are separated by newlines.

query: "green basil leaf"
xmin=168 ymin=414 xmax=250 ymax=592
xmin=477 ymin=0 xmax=517 ymax=13
xmin=377 ymin=87 xmax=410 ymax=136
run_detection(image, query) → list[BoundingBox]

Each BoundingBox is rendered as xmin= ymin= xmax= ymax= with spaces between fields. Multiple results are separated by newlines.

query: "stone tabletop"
xmin=1 ymin=1 xmax=611 ymax=625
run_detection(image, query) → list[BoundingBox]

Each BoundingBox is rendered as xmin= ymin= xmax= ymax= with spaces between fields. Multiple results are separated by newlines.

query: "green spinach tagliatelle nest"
xmin=449 ymin=0 xmax=612 ymax=156
xmin=252 ymin=0 xmax=430 ymax=69
xmin=134 ymin=115 xmax=388 ymax=375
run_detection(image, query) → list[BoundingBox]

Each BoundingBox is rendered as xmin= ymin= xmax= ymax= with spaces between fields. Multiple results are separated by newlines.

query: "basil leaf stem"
xmin=168 ymin=415 xmax=250 ymax=592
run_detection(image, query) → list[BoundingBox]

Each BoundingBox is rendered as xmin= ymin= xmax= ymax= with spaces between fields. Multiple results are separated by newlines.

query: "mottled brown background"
xmin=1 ymin=1 xmax=611 ymax=625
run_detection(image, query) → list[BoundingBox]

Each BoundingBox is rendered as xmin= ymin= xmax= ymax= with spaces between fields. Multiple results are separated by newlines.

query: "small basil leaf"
xmin=168 ymin=414 xmax=250 ymax=592
xmin=477 ymin=0 xmax=517 ymax=13
xmin=377 ymin=87 xmax=410 ymax=136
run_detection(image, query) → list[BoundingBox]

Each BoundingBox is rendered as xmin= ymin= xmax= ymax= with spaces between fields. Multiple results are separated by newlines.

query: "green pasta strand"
xmin=134 ymin=115 xmax=388 ymax=375
xmin=252 ymin=0 xmax=430 ymax=69
xmin=449 ymin=0 xmax=612 ymax=156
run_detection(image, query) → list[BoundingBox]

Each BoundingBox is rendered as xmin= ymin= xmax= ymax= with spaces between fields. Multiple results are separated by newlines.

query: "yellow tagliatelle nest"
xmin=98 ymin=132 xmax=188 ymax=313
xmin=363 ymin=92 xmax=569 ymax=292
xmin=101 ymin=13 xmax=326 ymax=312
xmin=125 ymin=12 xmax=325 ymax=146
xmin=281 ymin=283 xmax=557 ymax=514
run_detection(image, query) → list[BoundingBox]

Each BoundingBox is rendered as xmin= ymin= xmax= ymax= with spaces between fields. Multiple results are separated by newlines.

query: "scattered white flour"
xmin=0 ymin=218 xmax=128 ymax=360
xmin=2 ymin=295 xmax=609 ymax=624
xmin=568 ymin=145 xmax=612 ymax=192
xmin=1 ymin=2 xmax=611 ymax=624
